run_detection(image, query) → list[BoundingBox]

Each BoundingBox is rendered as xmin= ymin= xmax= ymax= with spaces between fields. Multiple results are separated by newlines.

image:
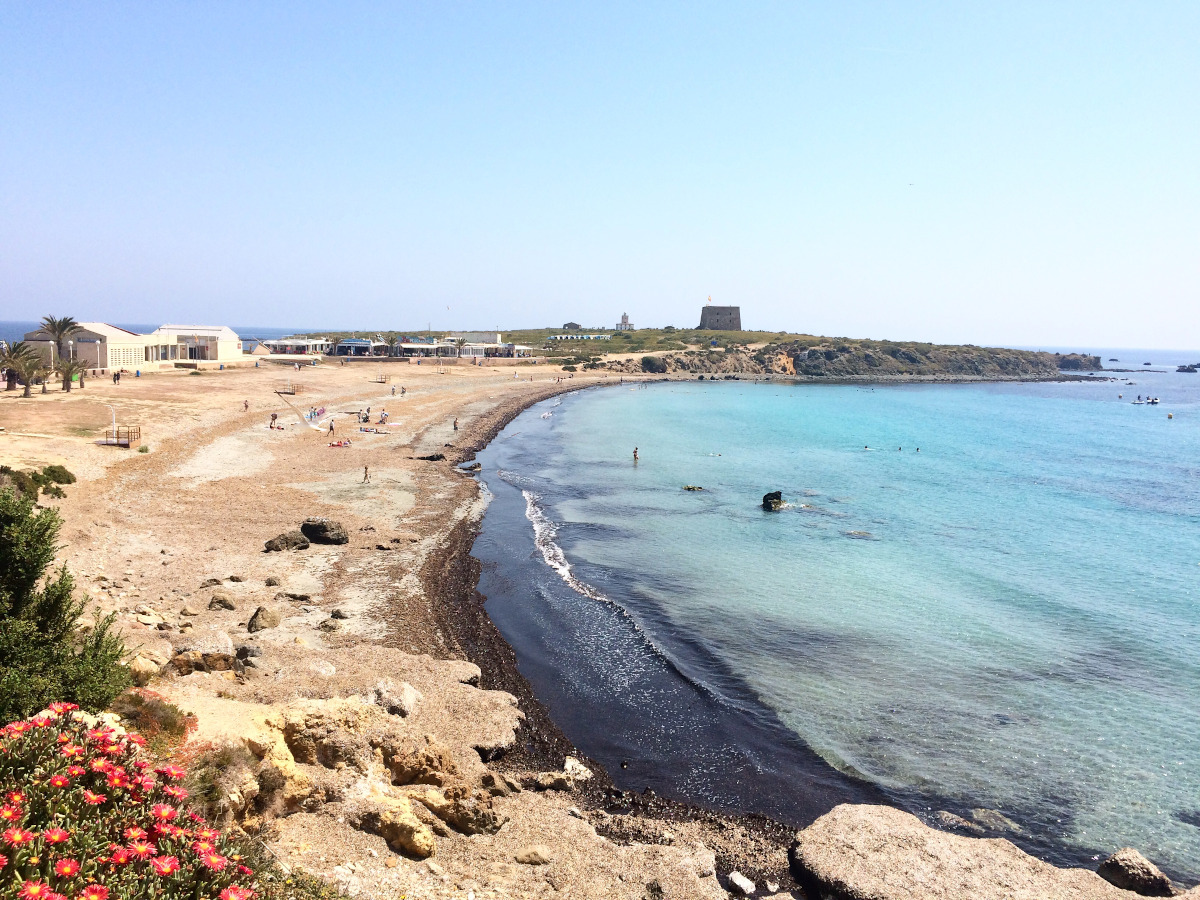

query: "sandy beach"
xmin=0 ymin=360 xmax=796 ymax=899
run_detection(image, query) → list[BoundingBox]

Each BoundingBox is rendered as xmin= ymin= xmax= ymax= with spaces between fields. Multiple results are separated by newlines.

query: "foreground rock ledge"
xmin=789 ymin=804 xmax=1169 ymax=900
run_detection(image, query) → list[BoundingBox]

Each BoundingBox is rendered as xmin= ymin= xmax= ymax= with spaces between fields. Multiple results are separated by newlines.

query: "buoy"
xmin=1168 ymin=413 xmax=1173 ymax=419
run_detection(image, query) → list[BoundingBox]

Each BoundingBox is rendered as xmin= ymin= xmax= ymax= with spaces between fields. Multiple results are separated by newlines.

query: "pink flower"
xmin=79 ymin=887 xmax=109 ymax=900
xmin=0 ymin=853 xmax=7 ymax=869
xmin=0 ymin=806 xmax=21 ymax=823
xmin=125 ymin=734 xmax=146 ymax=747
xmin=48 ymin=702 xmax=77 ymax=714
xmin=3 ymin=827 xmax=35 ymax=846
xmin=48 ymin=775 xmax=71 ymax=789
xmin=53 ymin=859 xmax=81 ymax=878
xmin=6 ymin=791 xmax=26 ymax=805
xmin=66 ymin=766 xmax=85 ymax=777
xmin=19 ymin=880 xmax=52 ymax=899
xmin=59 ymin=745 xmax=84 ymax=759
xmin=82 ymin=791 xmax=106 ymax=806
xmin=127 ymin=840 xmax=156 ymax=860
xmin=151 ymin=804 xmax=177 ymax=823
xmin=107 ymin=848 xmax=131 ymax=866
xmin=198 ymin=852 xmax=227 ymax=872
xmin=43 ymin=828 xmax=70 ymax=845
xmin=124 ymin=827 xmax=147 ymax=841
xmin=30 ymin=715 xmax=55 ymax=728
xmin=149 ymin=856 xmax=180 ymax=876
xmin=163 ymin=786 xmax=188 ymax=801
xmin=155 ymin=765 xmax=186 ymax=781
xmin=220 ymin=887 xmax=255 ymax=900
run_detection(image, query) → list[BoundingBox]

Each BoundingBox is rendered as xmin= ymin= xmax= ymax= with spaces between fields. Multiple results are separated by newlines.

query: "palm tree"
xmin=455 ymin=337 xmax=468 ymax=358
xmin=39 ymin=315 xmax=83 ymax=363
xmin=58 ymin=358 xmax=87 ymax=392
xmin=1 ymin=342 xmax=41 ymax=397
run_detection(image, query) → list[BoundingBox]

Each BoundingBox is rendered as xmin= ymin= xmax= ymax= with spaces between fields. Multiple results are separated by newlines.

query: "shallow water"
xmin=474 ymin=361 xmax=1200 ymax=880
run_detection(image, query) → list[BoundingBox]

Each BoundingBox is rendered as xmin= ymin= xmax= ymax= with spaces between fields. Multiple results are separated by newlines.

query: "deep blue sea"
xmin=473 ymin=354 xmax=1200 ymax=881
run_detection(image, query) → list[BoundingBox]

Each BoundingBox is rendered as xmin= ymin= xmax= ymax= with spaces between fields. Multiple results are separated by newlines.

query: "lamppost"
xmin=103 ymin=404 xmax=117 ymax=444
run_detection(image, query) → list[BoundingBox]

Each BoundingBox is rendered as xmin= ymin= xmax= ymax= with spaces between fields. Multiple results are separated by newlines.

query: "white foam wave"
xmin=522 ymin=490 xmax=606 ymax=603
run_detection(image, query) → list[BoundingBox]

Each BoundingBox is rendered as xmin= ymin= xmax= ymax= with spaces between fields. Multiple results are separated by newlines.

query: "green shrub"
xmin=42 ymin=464 xmax=76 ymax=485
xmin=562 ymin=364 xmax=577 ymax=372
xmin=0 ymin=488 xmax=130 ymax=721
xmin=138 ymin=445 xmax=150 ymax=453
xmin=641 ymin=356 xmax=668 ymax=374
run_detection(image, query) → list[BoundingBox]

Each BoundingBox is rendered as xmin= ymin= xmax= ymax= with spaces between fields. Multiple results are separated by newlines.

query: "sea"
xmin=472 ymin=351 xmax=1200 ymax=882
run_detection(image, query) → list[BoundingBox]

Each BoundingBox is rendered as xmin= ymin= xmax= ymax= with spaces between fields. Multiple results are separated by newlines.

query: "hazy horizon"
xmin=2 ymin=3 xmax=1196 ymax=347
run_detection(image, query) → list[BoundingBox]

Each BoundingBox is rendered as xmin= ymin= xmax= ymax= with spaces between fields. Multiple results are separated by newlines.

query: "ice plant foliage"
xmin=0 ymin=704 xmax=256 ymax=900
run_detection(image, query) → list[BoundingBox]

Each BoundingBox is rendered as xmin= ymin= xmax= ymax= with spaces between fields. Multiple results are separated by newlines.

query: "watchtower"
xmin=698 ymin=298 xmax=741 ymax=330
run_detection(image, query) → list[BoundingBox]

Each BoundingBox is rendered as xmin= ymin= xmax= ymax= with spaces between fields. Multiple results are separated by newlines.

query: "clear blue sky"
xmin=2 ymin=2 xmax=1196 ymax=346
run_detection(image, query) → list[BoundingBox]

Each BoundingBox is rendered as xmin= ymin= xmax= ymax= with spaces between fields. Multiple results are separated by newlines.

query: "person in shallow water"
xmin=633 ymin=447 xmax=639 ymax=462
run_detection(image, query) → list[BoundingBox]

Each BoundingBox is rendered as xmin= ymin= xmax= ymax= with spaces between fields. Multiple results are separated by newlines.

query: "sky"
xmin=1 ymin=2 xmax=1197 ymax=347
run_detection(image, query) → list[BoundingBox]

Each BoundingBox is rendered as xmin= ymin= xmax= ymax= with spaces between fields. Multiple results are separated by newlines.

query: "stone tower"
xmin=698 ymin=298 xmax=741 ymax=330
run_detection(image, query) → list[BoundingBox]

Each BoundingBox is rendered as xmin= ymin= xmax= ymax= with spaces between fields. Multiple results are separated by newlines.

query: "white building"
xmin=22 ymin=322 xmax=243 ymax=369
xmin=616 ymin=313 xmax=635 ymax=331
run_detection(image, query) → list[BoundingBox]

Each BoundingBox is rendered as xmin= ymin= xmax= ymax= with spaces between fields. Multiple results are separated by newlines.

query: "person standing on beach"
xmin=329 ymin=420 xmax=335 ymax=435
xmin=362 ymin=465 xmax=370 ymax=484
xmin=453 ymin=417 xmax=458 ymax=431
xmin=243 ymin=400 xmax=249 ymax=412
xmin=391 ymin=385 xmax=395 ymax=396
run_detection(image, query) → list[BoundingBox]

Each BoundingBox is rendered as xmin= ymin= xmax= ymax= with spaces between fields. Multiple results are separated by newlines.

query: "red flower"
xmin=48 ymin=701 xmax=78 ymax=714
xmin=127 ymin=841 xmax=156 ymax=860
xmin=104 ymin=775 xmax=127 ymax=790
xmin=0 ymin=852 xmax=7 ymax=869
xmin=3 ymin=827 xmax=35 ymax=846
xmin=19 ymin=880 xmax=52 ymax=899
xmin=6 ymin=791 xmax=26 ymax=805
xmin=194 ymin=828 xmax=219 ymax=841
xmin=82 ymin=791 xmax=106 ymax=806
xmin=48 ymin=775 xmax=71 ymax=789
xmin=192 ymin=840 xmax=216 ymax=854
xmin=151 ymin=804 xmax=177 ymax=822
xmin=30 ymin=715 xmax=55 ymax=728
xmin=156 ymin=765 xmax=186 ymax=781
xmin=66 ymin=766 xmax=85 ymax=777
xmin=59 ymin=745 xmax=84 ymax=759
xmin=56 ymin=733 xmax=71 ymax=744
xmin=163 ymin=786 xmax=188 ymax=801
xmin=199 ymin=852 xmax=227 ymax=872
xmin=85 ymin=729 xmax=111 ymax=742
xmin=126 ymin=734 xmax=146 ymax=747
xmin=0 ymin=806 xmax=21 ymax=822
xmin=124 ymin=827 xmax=148 ymax=841
xmin=88 ymin=759 xmax=111 ymax=773
xmin=220 ymin=887 xmax=255 ymax=900
xmin=53 ymin=859 xmax=81 ymax=878
xmin=43 ymin=828 xmax=70 ymax=844
xmin=79 ymin=887 xmax=109 ymax=900
xmin=149 ymin=855 xmax=180 ymax=876
xmin=108 ymin=848 xmax=131 ymax=866
xmin=237 ymin=864 xmax=253 ymax=876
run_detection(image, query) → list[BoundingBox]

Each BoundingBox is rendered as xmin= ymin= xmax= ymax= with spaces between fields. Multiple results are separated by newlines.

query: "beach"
xmin=2 ymin=358 xmax=1195 ymax=899
xmin=0 ymin=360 xmax=800 ymax=899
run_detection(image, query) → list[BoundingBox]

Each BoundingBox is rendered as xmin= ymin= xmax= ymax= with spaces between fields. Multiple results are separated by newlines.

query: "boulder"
xmin=275 ymin=591 xmax=311 ymax=602
xmin=228 ymin=575 xmax=245 ymax=582
xmin=171 ymin=650 xmax=238 ymax=674
xmin=514 ymin=845 xmax=553 ymax=866
xmin=728 ymin=871 xmax=756 ymax=896
xmin=1097 ymin=849 xmax=1175 ymax=897
xmin=176 ymin=627 xmax=234 ymax=657
xmin=790 ymin=804 xmax=1142 ymax=900
xmin=300 ymin=517 xmax=349 ymax=545
xmin=331 ymin=609 xmax=350 ymax=620
xmin=199 ymin=577 xmax=223 ymax=588
xmin=180 ymin=605 xmax=199 ymax=616
xmin=247 ymin=606 xmax=282 ymax=632
xmin=762 ymin=490 xmax=784 ymax=511
xmin=128 ymin=655 xmax=160 ymax=686
xmin=265 ymin=576 xmax=281 ymax=586
xmin=208 ymin=592 xmax=236 ymax=610
xmin=347 ymin=797 xmax=435 ymax=859
xmin=370 ymin=680 xmax=422 ymax=717
xmin=265 ymin=531 xmax=309 ymax=552
xmin=564 ymin=756 xmax=593 ymax=782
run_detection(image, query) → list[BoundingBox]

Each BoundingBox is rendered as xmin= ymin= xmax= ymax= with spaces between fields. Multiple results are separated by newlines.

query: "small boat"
xmin=1132 ymin=400 xmax=1145 ymax=405
xmin=1148 ymin=398 xmax=1159 ymax=405
xmin=1143 ymin=362 xmax=1152 ymax=366
xmin=1177 ymin=365 xmax=1197 ymax=373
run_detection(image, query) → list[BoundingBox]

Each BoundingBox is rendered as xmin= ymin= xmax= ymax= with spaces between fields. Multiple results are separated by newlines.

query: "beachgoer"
xmin=362 ymin=466 xmax=370 ymax=484
xmin=633 ymin=447 xmax=639 ymax=462
xmin=453 ymin=417 xmax=458 ymax=431
xmin=244 ymin=400 xmax=249 ymax=412
xmin=329 ymin=421 xmax=335 ymax=435
xmin=391 ymin=385 xmax=395 ymax=396
xmin=270 ymin=412 xmax=278 ymax=429
xmin=401 ymin=386 xmax=406 ymax=396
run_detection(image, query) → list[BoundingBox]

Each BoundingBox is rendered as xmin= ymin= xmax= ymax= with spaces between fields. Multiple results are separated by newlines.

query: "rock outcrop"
xmin=790 ymin=804 xmax=1149 ymax=900
xmin=301 ymin=517 xmax=350 ymax=544
xmin=1097 ymin=849 xmax=1176 ymax=897
xmin=265 ymin=530 xmax=310 ymax=552
xmin=762 ymin=491 xmax=784 ymax=511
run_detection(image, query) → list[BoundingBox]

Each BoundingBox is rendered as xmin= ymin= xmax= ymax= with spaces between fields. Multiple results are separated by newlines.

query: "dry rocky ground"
xmin=0 ymin=360 xmax=1191 ymax=900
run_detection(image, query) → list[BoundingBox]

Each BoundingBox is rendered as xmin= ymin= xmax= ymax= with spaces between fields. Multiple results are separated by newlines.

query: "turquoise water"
xmin=476 ymin=365 xmax=1200 ymax=879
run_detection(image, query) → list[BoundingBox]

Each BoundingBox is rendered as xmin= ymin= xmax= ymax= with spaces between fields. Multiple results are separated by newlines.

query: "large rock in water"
xmin=300 ymin=517 xmax=349 ymax=545
xmin=790 ymin=804 xmax=1148 ymax=900
xmin=762 ymin=490 xmax=784 ymax=511
xmin=1097 ymin=849 xmax=1176 ymax=896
